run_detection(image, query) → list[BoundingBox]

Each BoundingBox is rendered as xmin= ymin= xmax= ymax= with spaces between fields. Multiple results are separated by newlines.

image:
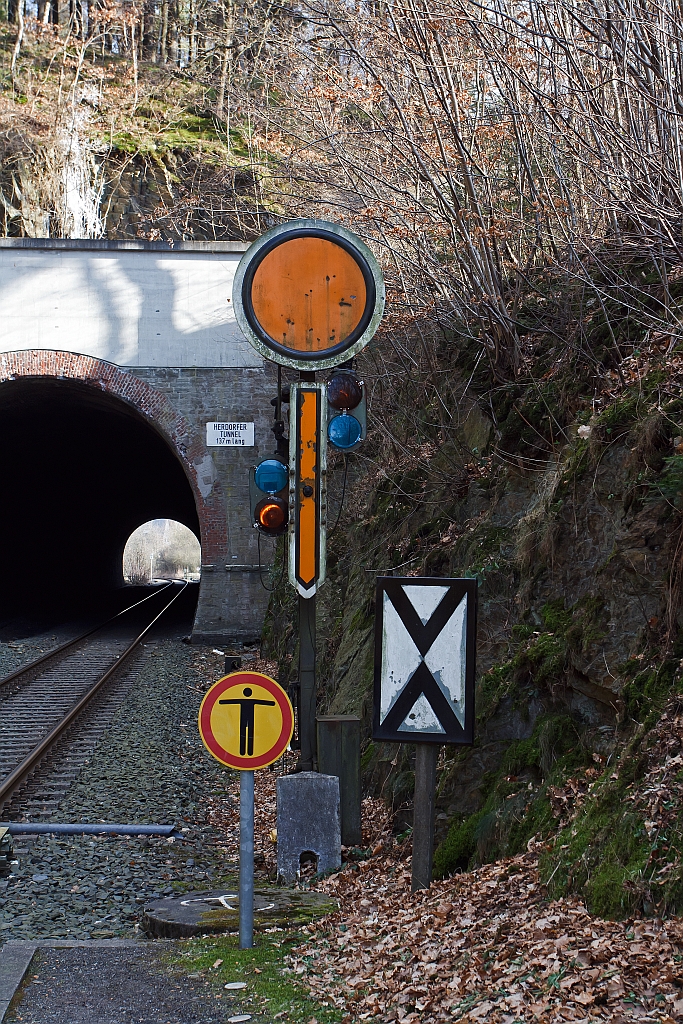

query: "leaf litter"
xmin=283 ymin=798 xmax=683 ymax=1023
xmin=195 ymin=648 xmax=683 ymax=1022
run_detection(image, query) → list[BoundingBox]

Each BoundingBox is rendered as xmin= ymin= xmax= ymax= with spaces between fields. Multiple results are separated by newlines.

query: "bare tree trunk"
xmin=69 ymin=0 xmax=82 ymax=38
xmin=216 ymin=0 xmax=234 ymax=121
xmin=131 ymin=20 xmax=139 ymax=110
xmin=167 ymin=0 xmax=178 ymax=65
xmin=142 ymin=0 xmax=155 ymax=60
xmin=88 ymin=0 xmax=99 ymax=39
xmin=10 ymin=3 xmax=23 ymax=85
xmin=160 ymin=0 xmax=168 ymax=62
xmin=189 ymin=0 xmax=196 ymax=65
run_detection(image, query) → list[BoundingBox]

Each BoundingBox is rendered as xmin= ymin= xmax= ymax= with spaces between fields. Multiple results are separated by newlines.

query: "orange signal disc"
xmin=250 ymin=237 xmax=367 ymax=354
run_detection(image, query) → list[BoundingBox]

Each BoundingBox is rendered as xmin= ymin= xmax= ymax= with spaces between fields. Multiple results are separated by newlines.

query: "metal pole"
xmin=412 ymin=743 xmax=438 ymax=892
xmin=239 ymin=769 xmax=254 ymax=948
xmin=298 ymin=593 xmax=317 ymax=771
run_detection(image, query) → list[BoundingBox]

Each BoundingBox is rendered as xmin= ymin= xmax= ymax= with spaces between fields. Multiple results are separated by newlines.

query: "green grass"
xmin=168 ymin=932 xmax=341 ymax=1023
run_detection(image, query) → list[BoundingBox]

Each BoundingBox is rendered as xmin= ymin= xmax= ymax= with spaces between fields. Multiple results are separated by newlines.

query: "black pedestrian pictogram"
xmin=219 ymin=687 xmax=276 ymax=755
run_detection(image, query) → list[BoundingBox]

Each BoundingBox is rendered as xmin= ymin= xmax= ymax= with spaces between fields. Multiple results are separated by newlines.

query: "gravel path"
xmin=1 ymin=642 xmax=240 ymax=940
xmin=4 ymin=944 xmax=239 ymax=1023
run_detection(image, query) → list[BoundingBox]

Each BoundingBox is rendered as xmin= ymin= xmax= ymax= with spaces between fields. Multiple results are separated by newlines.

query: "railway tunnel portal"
xmin=0 ymin=239 xmax=276 ymax=642
xmin=0 ymin=372 xmax=200 ymax=617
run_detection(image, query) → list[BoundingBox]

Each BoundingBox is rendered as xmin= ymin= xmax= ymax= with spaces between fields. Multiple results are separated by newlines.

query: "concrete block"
xmin=276 ymin=773 xmax=341 ymax=883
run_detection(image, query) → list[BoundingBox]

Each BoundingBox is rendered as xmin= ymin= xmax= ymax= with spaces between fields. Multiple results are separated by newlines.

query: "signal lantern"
xmin=254 ymin=458 xmax=288 ymax=495
xmin=328 ymin=373 xmax=363 ymax=411
xmin=250 ymin=456 xmax=289 ymax=536
xmin=255 ymin=495 xmax=288 ymax=532
xmin=326 ymin=369 xmax=366 ymax=451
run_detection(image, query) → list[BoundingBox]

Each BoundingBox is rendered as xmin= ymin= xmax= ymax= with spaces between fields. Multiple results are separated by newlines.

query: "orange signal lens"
xmin=257 ymin=497 xmax=287 ymax=532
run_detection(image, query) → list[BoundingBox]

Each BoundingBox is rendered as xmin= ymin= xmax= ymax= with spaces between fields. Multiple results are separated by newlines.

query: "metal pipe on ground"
xmin=2 ymin=824 xmax=181 ymax=837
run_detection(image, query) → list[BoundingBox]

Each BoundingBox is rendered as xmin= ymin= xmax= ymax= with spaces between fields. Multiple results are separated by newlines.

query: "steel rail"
xmin=0 ymin=582 xmax=175 ymax=691
xmin=0 ymin=582 xmax=189 ymax=809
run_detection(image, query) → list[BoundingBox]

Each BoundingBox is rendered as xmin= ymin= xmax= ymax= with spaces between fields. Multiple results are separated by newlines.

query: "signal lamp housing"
xmin=327 ymin=372 xmax=363 ymax=411
xmin=255 ymin=496 xmax=288 ymax=533
xmin=326 ymin=369 xmax=366 ymax=452
xmin=254 ymin=458 xmax=288 ymax=495
xmin=328 ymin=412 xmax=362 ymax=450
xmin=250 ymin=456 xmax=289 ymax=536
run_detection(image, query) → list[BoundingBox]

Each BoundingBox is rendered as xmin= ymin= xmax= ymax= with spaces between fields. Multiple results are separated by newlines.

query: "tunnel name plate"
xmin=206 ymin=422 xmax=255 ymax=447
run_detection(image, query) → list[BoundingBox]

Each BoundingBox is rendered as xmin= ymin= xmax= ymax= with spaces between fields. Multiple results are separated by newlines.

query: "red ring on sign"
xmin=198 ymin=671 xmax=294 ymax=770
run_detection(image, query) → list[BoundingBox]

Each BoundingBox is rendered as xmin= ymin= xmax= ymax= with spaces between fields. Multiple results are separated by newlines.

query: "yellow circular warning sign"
xmin=198 ymin=671 xmax=293 ymax=770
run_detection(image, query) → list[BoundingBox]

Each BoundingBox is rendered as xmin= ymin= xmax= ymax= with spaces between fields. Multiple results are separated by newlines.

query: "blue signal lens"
xmin=254 ymin=459 xmax=288 ymax=494
xmin=328 ymin=413 xmax=362 ymax=450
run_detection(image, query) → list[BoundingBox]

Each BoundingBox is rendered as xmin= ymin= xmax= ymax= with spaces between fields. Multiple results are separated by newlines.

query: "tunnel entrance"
xmin=0 ymin=377 xmax=200 ymax=622
xmin=123 ymin=520 xmax=201 ymax=584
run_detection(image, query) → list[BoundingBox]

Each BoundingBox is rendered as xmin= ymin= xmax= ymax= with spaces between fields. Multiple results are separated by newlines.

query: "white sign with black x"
xmin=372 ymin=577 xmax=476 ymax=744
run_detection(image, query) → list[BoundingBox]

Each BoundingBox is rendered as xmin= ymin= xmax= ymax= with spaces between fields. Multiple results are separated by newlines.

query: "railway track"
xmin=0 ymin=583 xmax=188 ymax=819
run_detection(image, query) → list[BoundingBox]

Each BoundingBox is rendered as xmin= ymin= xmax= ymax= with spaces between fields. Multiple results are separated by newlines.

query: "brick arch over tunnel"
xmin=0 ymin=350 xmax=229 ymax=636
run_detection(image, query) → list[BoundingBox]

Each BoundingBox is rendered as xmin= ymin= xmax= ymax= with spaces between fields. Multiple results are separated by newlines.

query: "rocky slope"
xmin=265 ymin=269 xmax=683 ymax=920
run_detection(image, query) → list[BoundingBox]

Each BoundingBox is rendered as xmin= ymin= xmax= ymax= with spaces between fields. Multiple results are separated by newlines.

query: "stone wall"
xmin=133 ymin=364 xmax=280 ymax=644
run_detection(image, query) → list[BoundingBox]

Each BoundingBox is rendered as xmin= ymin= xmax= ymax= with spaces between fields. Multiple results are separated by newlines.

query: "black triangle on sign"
xmin=381 ymin=661 xmax=461 ymax=737
xmin=384 ymin=581 xmax=466 ymax=656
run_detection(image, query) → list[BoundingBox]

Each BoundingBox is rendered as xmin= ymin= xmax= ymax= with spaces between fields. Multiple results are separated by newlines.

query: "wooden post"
xmin=411 ymin=744 xmax=438 ymax=891
xmin=317 ymin=715 xmax=362 ymax=845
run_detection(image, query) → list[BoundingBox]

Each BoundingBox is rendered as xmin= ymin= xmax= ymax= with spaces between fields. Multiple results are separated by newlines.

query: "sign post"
xmin=372 ymin=577 xmax=477 ymax=890
xmin=198 ymin=671 xmax=294 ymax=948
xmin=240 ymin=769 xmax=255 ymax=948
xmin=233 ymin=220 xmax=384 ymax=768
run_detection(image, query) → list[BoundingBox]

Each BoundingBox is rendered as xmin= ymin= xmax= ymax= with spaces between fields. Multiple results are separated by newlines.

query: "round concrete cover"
xmin=142 ymin=887 xmax=336 ymax=938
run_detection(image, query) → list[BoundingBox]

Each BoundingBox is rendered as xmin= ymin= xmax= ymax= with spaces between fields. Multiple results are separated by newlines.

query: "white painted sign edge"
xmin=206 ymin=422 xmax=255 ymax=447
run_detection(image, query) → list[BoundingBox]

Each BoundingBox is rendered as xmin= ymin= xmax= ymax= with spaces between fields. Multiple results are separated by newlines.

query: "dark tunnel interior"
xmin=0 ymin=377 xmax=200 ymax=622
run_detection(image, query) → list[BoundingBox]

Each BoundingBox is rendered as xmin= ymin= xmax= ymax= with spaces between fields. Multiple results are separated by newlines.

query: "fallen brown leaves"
xmin=619 ymin=695 xmax=683 ymax=894
xmin=285 ymin=799 xmax=683 ymax=1024
xmin=192 ymin=651 xmax=683 ymax=1022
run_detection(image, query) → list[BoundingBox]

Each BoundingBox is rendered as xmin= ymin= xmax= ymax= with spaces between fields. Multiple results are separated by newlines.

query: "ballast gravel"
xmin=0 ymin=627 xmax=76 ymax=679
xmin=0 ymin=641 xmax=240 ymax=941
